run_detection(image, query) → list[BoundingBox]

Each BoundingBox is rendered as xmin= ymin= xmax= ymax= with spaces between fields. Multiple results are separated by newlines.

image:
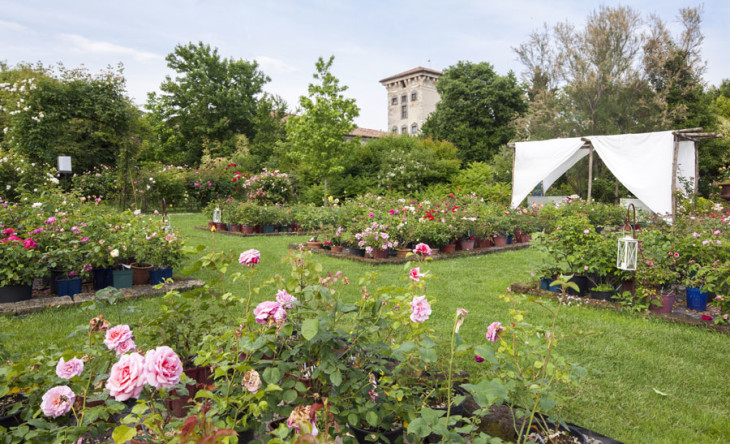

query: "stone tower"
xmin=379 ymin=67 xmax=442 ymax=135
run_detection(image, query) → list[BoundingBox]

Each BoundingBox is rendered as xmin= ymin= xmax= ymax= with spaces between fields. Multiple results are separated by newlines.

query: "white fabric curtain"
xmin=542 ymin=149 xmax=589 ymax=193
xmin=676 ymin=140 xmax=697 ymax=195
xmin=587 ymin=131 xmax=675 ymax=216
xmin=511 ymin=137 xmax=585 ymax=208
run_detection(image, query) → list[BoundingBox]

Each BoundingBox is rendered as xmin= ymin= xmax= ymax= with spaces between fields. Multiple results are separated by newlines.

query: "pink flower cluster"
xmin=106 ymin=346 xmax=183 ymax=402
xmin=239 ymin=249 xmax=261 ymax=267
xmin=104 ymin=325 xmax=136 ymax=355
xmin=56 ymin=357 xmax=84 ymax=379
xmin=413 ymin=243 xmax=432 ymax=256
xmin=276 ymin=289 xmax=297 ymax=309
xmin=409 ymin=267 xmax=425 ymax=282
xmin=486 ymin=321 xmax=504 ymax=342
xmin=254 ymin=300 xmax=288 ymax=326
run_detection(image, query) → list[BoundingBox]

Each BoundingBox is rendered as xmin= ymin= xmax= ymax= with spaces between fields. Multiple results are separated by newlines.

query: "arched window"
xmin=401 ymin=126 xmax=407 ymax=134
xmin=411 ymin=123 xmax=418 ymax=134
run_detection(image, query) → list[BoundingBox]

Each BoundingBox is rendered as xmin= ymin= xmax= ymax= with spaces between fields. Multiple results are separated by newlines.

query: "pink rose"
xmin=144 ymin=346 xmax=182 ymax=389
xmin=409 ymin=267 xmax=425 ymax=282
xmin=474 ymin=355 xmax=485 ymax=363
xmin=276 ymin=289 xmax=297 ymax=309
xmin=23 ymin=238 xmax=37 ymax=249
xmin=410 ymin=295 xmax=431 ymax=323
xmin=106 ymin=352 xmax=146 ymax=401
xmin=486 ymin=321 xmax=504 ymax=342
xmin=116 ymin=338 xmax=137 ymax=355
xmin=41 ymin=385 xmax=75 ymax=418
xmin=253 ymin=301 xmax=287 ymax=325
xmin=583 ymin=229 xmax=590 ymax=234
xmin=413 ymin=243 xmax=432 ymax=256
xmin=56 ymin=357 xmax=84 ymax=379
xmin=104 ymin=325 xmax=133 ymax=352
xmin=239 ymin=249 xmax=260 ymax=267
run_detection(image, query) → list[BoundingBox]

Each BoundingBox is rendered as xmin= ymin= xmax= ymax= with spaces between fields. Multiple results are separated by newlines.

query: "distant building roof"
xmin=348 ymin=127 xmax=388 ymax=139
xmin=379 ymin=67 xmax=443 ymax=84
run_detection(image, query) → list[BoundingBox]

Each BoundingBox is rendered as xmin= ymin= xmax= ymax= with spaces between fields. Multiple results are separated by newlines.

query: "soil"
xmin=0 ymin=394 xmax=25 ymax=419
xmin=468 ymin=403 xmax=582 ymax=444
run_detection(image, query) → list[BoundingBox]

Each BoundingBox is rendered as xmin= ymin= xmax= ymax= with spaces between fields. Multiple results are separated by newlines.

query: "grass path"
xmin=2 ymin=213 xmax=729 ymax=443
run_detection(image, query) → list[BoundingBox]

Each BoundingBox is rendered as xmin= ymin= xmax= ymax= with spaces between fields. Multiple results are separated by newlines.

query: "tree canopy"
xmin=146 ymin=42 xmax=269 ymax=165
xmin=421 ymin=61 xmax=527 ymax=164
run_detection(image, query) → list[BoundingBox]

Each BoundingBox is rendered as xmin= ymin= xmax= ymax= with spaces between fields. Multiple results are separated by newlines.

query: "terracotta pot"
xmin=130 ymin=262 xmax=153 ymax=285
xmin=520 ymin=234 xmax=532 ymax=243
xmin=214 ymin=222 xmax=227 ymax=231
xmin=229 ymin=224 xmax=242 ymax=232
xmin=331 ymin=245 xmax=344 ymax=253
xmin=721 ymin=183 xmax=730 ymax=201
xmin=493 ymin=235 xmax=508 ymax=247
xmin=458 ymin=239 xmax=475 ymax=251
xmin=396 ymin=248 xmax=411 ymax=258
xmin=207 ymin=221 xmax=215 ymax=228
xmin=476 ymin=237 xmax=494 ymax=248
xmin=306 ymin=241 xmax=323 ymax=249
xmin=242 ymin=225 xmax=255 ymax=234
xmin=371 ymin=248 xmax=389 ymax=259
xmin=165 ymin=366 xmax=213 ymax=417
xmin=440 ymin=243 xmax=456 ymax=254
xmin=649 ymin=290 xmax=676 ymax=313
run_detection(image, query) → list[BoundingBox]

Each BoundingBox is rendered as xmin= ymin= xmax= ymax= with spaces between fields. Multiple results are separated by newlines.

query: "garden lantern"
xmin=213 ymin=207 xmax=222 ymax=224
xmin=617 ymin=204 xmax=638 ymax=271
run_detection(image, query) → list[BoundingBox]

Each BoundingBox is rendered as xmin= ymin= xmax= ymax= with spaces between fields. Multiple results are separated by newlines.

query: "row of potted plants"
xmin=0 ymin=241 xmax=588 ymax=443
xmin=533 ymin=202 xmax=730 ymax=322
xmin=0 ymin=189 xmax=184 ymax=302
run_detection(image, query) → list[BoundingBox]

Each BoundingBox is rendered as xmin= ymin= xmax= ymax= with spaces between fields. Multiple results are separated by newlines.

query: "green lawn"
xmin=2 ymin=213 xmax=729 ymax=443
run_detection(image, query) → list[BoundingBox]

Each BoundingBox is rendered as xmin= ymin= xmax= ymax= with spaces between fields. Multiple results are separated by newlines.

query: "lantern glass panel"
xmin=616 ymin=236 xmax=637 ymax=271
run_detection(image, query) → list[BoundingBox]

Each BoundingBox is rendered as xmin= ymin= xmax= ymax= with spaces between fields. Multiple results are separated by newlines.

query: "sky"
xmin=1 ymin=0 xmax=729 ymax=131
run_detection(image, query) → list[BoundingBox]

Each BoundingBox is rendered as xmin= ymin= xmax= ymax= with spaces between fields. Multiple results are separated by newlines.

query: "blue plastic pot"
xmin=263 ymin=224 xmax=276 ymax=233
xmin=686 ymin=287 xmax=708 ymax=311
xmin=57 ymin=277 xmax=82 ymax=298
xmin=149 ymin=267 xmax=173 ymax=285
xmin=506 ymin=235 xmax=513 ymax=244
xmin=112 ymin=269 xmax=134 ymax=289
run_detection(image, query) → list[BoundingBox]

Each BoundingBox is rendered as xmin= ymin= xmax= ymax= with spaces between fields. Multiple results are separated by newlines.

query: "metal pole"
xmin=587 ymin=147 xmax=594 ymax=203
xmin=671 ymin=137 xmax=680 ymax=220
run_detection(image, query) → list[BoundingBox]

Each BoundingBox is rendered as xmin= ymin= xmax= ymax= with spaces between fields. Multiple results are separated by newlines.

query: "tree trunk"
xmin=323 ymin=175 xmax=328 ymax=206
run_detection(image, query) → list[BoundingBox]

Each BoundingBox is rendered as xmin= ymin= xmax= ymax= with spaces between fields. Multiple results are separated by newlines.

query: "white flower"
xmin=32 ymin=202 xmax=42 ymax=208
xmin=133 ymin=209 xmax=141 ymax=216
xmin=110 ymin=249 xmax=119 ymax=258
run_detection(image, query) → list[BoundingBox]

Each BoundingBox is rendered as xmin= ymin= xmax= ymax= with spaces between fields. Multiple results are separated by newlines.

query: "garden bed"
xmin=294 ymin=242 xmax=530 ymax=264
xmin=0 ymin=277 xmax=205 ymax=316
xmin=510 ymin=281 xmax=730 ymax=335
xmin=194 ymin=226 xmax=319 ymax=237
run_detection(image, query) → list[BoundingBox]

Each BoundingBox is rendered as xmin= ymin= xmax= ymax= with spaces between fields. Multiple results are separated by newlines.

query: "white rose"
xmin=110 ymin=249 xmax=119 ymax=258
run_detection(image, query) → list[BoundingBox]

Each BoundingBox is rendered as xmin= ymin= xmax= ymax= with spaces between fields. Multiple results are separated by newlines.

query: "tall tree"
xmin=285 ymin=56 xmax=359 ymax=201
xmin=147 ymin=42 xmax=269 ymax=165
xmin=422 ymin=61 xmax=527 ymax=163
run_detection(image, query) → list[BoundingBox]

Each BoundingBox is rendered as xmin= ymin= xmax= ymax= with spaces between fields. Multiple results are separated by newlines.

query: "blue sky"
xmin=1 ymin=0 xmax=728 ymax=130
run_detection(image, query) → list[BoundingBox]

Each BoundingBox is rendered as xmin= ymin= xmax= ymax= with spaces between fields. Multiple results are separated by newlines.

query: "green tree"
xmin=285 ymin=56 xmax=359 ymax=202
xmin=0 ymin=63 xmax=137 ymax=173
xmin=146 ymin=42 xmax=269 ymax=164
xmin=422 ymin=61 xmax=527 ymax=163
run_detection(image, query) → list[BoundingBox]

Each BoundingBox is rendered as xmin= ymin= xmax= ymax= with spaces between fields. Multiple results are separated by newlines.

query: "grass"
xmin=3 ymin=212 xmax=730 ymax=443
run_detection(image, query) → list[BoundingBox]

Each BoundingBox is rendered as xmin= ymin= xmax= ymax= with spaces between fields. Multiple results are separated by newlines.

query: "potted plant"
xmin=0 ymin=229 xmax=41 ymax=303
xmin=240 ymin=201 xmax=261 ymax=234
xmin=634 ymin=230 xmax=680 ymax=313
xmin=355 ymin=222 xmax=395 ymax=259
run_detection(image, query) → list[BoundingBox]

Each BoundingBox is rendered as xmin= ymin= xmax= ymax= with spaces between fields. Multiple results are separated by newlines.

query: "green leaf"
xmin=283 ymin=389 xmax=297 ymax=403
xmin=418 ymin=346 xmax=437 ymax=362
xmin=348 ymin=413 xmax=358 ymax=426
xmin=302 ymin=318 xmax=319 ymax=341
xmin=407 ymin=417 xmax=432 ymax=438
xmin=366 ymin=411 xmax=378 ymax=427
xmin=330 ymin=369 xmax=342 ymax=386
xmin=112 ymin=425 xmax=137 ymax=443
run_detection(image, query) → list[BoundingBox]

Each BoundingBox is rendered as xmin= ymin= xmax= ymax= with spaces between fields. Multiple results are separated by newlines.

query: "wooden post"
xmin=694 ymin=141 xmax=699 ymax=210
xmin=587 ymin=147 xmax=594 ymax=203
xmin=671 ymin=137 xmax=680 ymax=220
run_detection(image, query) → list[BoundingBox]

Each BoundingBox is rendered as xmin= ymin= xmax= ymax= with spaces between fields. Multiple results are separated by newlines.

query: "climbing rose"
xmin=41 ymin=386 xmax=75 ymax=418
xmin=486 ymin=322 xmax=504 ymax=342
xmin=410 ymin=295 xmax=431 ymax=323
xmin=55 ymin=357 xmax=84 ymax=379
xmin=474 ymin=355 xmax=485 ymax=363
xmin=276 ymin=289 xmax=297 ymax=309
xmin=409 ymin=267 xmax=425 ymax=282
xmin=239 ymin=249 xmax=260 ymax=267
xmin=104 ymin=325 xmax=133 ymax=352
xmin=253 ymin=301 xmax=287 ymax=325
xmin=106 ymin=353 xmax=146 ymax=401
xmin=144 ymin=346 xmax=183 ymax=389
xmin=413 ymin=243 xmax=432 ymax=256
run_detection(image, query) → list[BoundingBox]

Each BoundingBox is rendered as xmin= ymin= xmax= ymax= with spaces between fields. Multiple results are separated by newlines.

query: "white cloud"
xmin=255 ymin=56 xmax=298 ymax=74
xmin=59 ymin=34 xmax=162 ymax=63
xmin=0 ymin=19 xmax=33 ymax=34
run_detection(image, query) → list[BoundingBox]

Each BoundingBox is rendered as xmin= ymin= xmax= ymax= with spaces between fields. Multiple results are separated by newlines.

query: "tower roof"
xmin=379 ymin=67 xmax=443 ymax=84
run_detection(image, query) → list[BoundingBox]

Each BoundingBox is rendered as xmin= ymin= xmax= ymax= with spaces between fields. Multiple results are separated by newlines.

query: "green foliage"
xmin=146 ymin=42 xmax=269 ymax=165
xmin=422 ymin=61 xmax=527 ymax=163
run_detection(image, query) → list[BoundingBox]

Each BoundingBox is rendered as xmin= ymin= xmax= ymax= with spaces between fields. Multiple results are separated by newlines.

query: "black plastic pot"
xmin=520 ymin=421 xmax=587 ymax=444
xmin=589 ymin=289 xmax=615 ymax=301
xmin=346 ymin=247 xmax=365 ymax=257
xmin=351 ymin=424 xmax=403 ymax=443
xmin=567 ymin=275 xmax=590 ymax=296
xmin=92 ymin=267 xmax=114 ymax=291
xmin=0 ymin=284 xmax=32 ymax=304
xmin=425 ymin=386 xmax=468 ymax=443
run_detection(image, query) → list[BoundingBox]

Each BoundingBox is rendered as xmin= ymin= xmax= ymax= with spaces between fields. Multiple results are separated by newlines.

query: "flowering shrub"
xmin=241 ymin=168 xmax=293 ymax=205
xmin=355 ymin=222 xmax=396 ymax=255
xmin=0 ymin=148 xmax=59 ymax=202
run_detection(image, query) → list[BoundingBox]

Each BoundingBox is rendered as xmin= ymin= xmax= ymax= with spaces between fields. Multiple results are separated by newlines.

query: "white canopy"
xmin=511 ymin=130 xmax=697 ymax=216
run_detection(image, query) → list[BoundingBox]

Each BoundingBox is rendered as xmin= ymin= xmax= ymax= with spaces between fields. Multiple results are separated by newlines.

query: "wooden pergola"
xmin=508 ymin=127 xmax=723 ymax=217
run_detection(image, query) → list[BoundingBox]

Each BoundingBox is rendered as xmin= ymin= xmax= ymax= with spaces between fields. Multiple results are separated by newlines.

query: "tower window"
xmin=391 ymin=96 xmax=397 ymax=105
xmin=401 ymin=95 xmax=407 ymax=104
xmin=411 ymin=91 xmax=417 ymax=101
xmin=411 ymin=123 xmax=418 ymax=134
xmin=401 ymin=126 xmax=407 ymax=134
xmin=401 ymin=105 xmax=407 ymax=119
xmin=392 ymin=126 xmax=398 ymax=134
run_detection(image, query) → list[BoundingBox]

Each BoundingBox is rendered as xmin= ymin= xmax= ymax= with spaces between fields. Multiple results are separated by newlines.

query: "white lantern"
xmin=213 ymin=207 xmax=222 ymax=223
xmin=616 ymin=236 xmax=638 ymax=271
